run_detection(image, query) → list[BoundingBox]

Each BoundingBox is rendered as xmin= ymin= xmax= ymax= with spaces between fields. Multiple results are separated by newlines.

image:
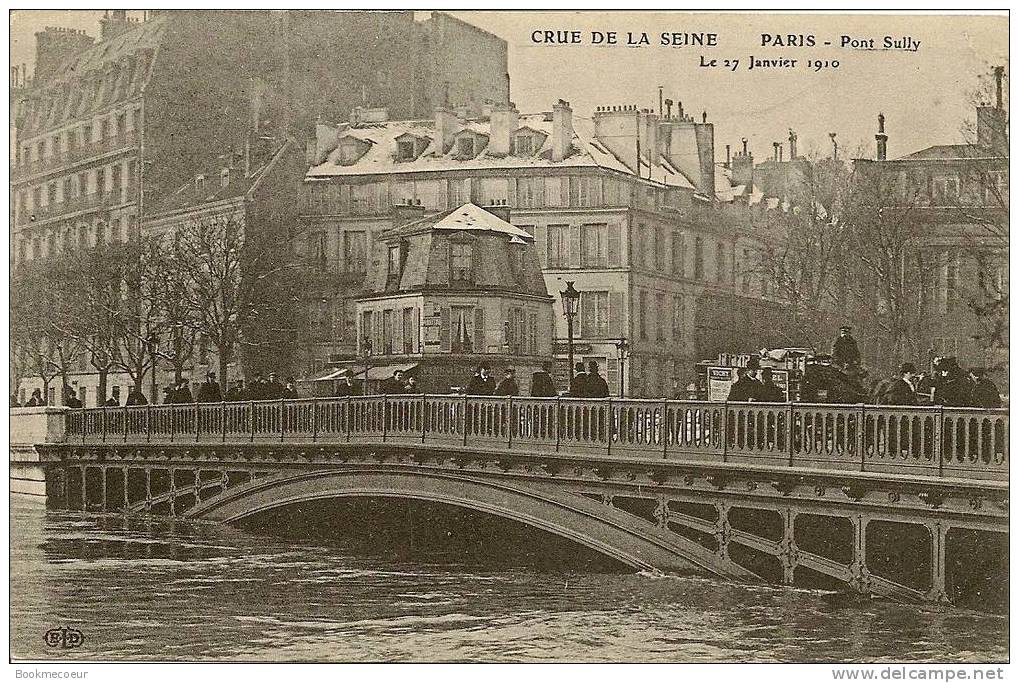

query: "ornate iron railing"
xmin=63 ymin=397 xmax=1008 ymax=481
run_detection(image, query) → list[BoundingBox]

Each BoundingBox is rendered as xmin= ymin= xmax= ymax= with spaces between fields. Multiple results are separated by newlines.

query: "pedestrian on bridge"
xmin=225 ymin=380 xmax=247 ymax=402
xmin=758 ymin=368 xmax=784 ymax=402
xmin=967 ymin=368 xmax=1001 ymax=409
xmin=727 ymin=368 xmax=763 ymax=402
xmin=282 ymin=377 xmax=300 ymax=400
xmin=569 ymin=362 xmax=589 ymax=397
xmin=65 ymin=388 xmax=83 ymax=409
xmin=333 ymin=371 xmax=358 ymax=397
xmin=26 ymin=389 xmax=44 ymax=407
xmin=126 ymin=387 xmax=148 ymax=406
xmin=381 ymin=370 xmax=406 ymax=395
xmin=197 ymin=372 xmax=222 ymax=403
xmin=530 ymin=361 xmax=557 ymax=397
xmin=585 ymin=361 xmax=609 ymax=398
xmin=494 ymin=368 xmax=520 ymax=396
xmin=465 ymin=365 xmax=495 ymax=395
xmin=881 ymin=363 xmax=918 ymax=405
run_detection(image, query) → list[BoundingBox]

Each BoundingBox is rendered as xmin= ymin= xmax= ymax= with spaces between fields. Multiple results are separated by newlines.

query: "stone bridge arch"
xmin=186 ymin=467 xmax=756 ymax=580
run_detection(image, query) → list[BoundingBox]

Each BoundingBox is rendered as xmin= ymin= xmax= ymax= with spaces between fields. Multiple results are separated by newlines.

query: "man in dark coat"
xmin=248 ymin=373 xmax=267 ymax=401
xmin=494 ymin=368 xmax=520 ymax=396
xmin=175 ymin=379 xmax=194 ymax=404
xmin=333 ymin=372 xmax=357 ymax=397
xmin=933 ymin=358 xmax=971 ymax=407
xmin=266 ymin=373 xmax=285 ymax=400
xmin=197 ymin=372 xmax=222 ymax=403
xmin=968 ymin=369 xmax=1002 ymax=408
xmin=727 ymin=368 xmax=763 ymax=402
xmin=465 ymin=365 xmax=496 ymax=395
xmin=225 ymin=380 xmax=247 ymax=402
xmin=569 ymin=361 xmax=589 ymax=398
xmin=26 ymin=389 xmax=44 ymax=407
xmin=282 ymin=377 xmax=300 ymax=400
xmin=126 ymin=387 xmax=148 ymax=406
xmin=881 ymin=363 xmax=918 ymax=405
xmin=530 ymin=361 xmax=558 ymax=397
xmin=758 ymin=368 xmax=785 ymax=402
xmin=104 ymin=396 xmax=119 ymax=407
xmin=380 ymin=370 xmax=406 ymax=395
xmin=585 ymin=361 xmax=609 ymax=398
xmin=64 ymin=388 xmax=83 ymax=409
xmin=832 ymin=325 xmax=861 ymax=371
xmin=10 ymin=394 xmax=20 ymax=408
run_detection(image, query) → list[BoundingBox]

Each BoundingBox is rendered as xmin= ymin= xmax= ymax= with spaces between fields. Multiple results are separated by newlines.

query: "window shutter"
xmin=607 ymin=225 xmax=620 ymax=267
xmin=506 ymin=177 xmax=517 ymax=207
xmin=440 ymin=306 xmax=451 ymax=352
xmin=395 ymin=309 xmax=405 ymax=356
xmin=608 ymin=291 xmax=624 ymax=337
xmin=532 ymin=225 xmax=547 ymax=268
xmin=580 ymin=293 xmax=594 ymax=339
xmin=474 ymin=306 xmax=485 ymax=352
xmin=569 ymin=225 xmax=581 ymax=268
xmin=412 ymin=307 xmax=421 ymax=353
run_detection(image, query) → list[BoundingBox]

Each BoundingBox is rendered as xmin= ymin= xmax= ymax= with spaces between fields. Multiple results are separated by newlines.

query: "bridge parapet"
xmin=60 ymin=396 xmax=1007 ymax=481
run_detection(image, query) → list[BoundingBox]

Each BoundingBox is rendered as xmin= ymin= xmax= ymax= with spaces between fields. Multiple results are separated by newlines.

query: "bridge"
xmin=12 ymin=395 xmax=1008 ymax=607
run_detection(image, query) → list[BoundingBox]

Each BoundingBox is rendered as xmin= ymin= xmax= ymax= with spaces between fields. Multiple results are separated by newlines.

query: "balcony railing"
xmin=12 ymin=132 xmax=139 ymax=181
xmin=18 ymin=186 xmax=136 ymax=225
xmin=63 ymin=396 xmax=1008 ymax=482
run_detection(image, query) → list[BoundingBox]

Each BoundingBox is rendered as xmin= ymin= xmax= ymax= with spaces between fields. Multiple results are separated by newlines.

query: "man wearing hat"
xmin=333 ymin=369 xmax=358 ymax=397
xmin=197 ymin=371 xmax=222 ymax=403
xmin=882 ymin=363 xmax=918 ymax=405
xmin=832 ymin=325 xmax=861 ymax=371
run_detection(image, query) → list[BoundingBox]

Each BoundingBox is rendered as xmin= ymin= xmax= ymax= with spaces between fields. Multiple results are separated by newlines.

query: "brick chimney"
xmin=100 ymin=10 xmax=137 ymax=42
xmin=875 ymin=113 xmax=888 ymax=161
xmin=489 ymin=102 xmax=518 ymax=157
xmin=434 ymin=106 xmax=459 ymax=155
xmin=732 ymin=138 xmax=754 ymax=191
xmin=976 ymin=67 xmax=1008 ymax=154
xmin=788 ymin=129 xmax=798 ymax=160
xmin=644 ymin=111 xmax=660 ymax=168
xmin=34 ymin=26 xmax=94 ymax=83
xmin=483 ymin=199 xmax=512 ymax=223
xmin=392 ymin=198 xmax=427 ymax=227
xmin=552 ymin=99 xmax=574 ymax=162
xmin=593 ymin=104 xmax=639 ymax=171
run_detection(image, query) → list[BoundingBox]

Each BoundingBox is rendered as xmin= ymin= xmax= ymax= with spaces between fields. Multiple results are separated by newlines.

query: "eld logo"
xmin=43 ymin=626 xmax=85 ymax=649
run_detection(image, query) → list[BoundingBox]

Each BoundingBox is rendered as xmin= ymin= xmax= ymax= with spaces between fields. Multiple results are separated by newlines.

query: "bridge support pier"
xmin=713 ymin=502 xmax=732 ymax=562
xmin=779 ymin=509 xmax=798 ymax=585
xmin=925 ymin=521 xmax=950 ymax=603
xmin=848 ymin=514 xmax=872 ymax=595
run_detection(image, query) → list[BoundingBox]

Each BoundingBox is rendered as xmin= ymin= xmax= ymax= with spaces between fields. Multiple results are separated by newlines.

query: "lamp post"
xmin=615 ymin=337 xmax=630 ymax=398
xmin=361 ymin=336 xmax=373 ymax=396
xmin=561 ymin=281 xmax=580 ymax=387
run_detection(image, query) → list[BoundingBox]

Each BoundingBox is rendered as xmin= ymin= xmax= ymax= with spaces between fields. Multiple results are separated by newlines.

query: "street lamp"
xmin=561 ymin=281 xmax=580 ymax=387
xmin=361 ymin=336 xmax=373 ymax=396
xmin=615 ymin=337 xmax=630 ymax=398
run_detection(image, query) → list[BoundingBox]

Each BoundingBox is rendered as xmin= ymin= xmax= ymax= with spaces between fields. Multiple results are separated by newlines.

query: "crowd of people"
xmin=872 ymin=359 xmax=1001 ymax=408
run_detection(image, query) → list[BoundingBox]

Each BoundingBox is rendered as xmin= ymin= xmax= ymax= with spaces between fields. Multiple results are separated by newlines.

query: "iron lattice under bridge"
xmin=51 ymin=396 xmax=1008 ymax=606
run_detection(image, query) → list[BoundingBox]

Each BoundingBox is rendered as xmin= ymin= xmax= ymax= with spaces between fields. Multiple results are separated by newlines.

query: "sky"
xmin=10 ymin=10 xmax=1008 ymax=161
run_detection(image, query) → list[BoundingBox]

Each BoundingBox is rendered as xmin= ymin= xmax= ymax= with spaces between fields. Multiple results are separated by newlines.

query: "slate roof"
xmin=146 ymin=142 xmax=291 ymax=216
xmin=893 ymin=144 xmax=1005 ymax=161
xmin=307 ymin=113 xmax=700 ymax=192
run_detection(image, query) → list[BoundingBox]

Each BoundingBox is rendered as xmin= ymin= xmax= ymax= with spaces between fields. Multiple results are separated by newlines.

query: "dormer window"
xmin=397 ymin=140 xmax=415 ymax=161
xmin=457 ymin=136 xmax=475 ymax=158
xmin=515 ymin=135 xmax=533 ymax=155
xmin=450 ymin=242 xmax=474 ymax=283
xmin=339 ymin=139 xmax=360 ymax=165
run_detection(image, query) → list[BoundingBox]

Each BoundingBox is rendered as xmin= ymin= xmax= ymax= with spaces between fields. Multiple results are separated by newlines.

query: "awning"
xmin=312 ymin=367 xmax=354 ymax=382
xmin=358 ymin=363 xmax=418 ymax=381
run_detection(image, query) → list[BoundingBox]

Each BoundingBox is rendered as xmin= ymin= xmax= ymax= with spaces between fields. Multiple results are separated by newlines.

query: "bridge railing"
xmin=63 ymin=397 xmax=1008 ymax=481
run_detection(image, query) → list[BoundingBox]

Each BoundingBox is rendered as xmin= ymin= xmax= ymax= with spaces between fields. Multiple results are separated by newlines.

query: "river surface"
xmin=10 ymin=496 xmax=1007 ymax=663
